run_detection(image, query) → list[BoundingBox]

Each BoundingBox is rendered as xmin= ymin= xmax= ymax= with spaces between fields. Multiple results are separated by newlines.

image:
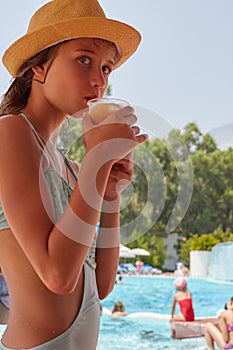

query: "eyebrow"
xmin=74 ymin=48 xmax=115 ymax=65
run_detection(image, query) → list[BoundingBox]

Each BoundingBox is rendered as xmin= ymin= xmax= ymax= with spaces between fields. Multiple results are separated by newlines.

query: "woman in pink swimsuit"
xmin=205 ymin=297 xmax=233 ymax=350
xmin=0 ymin=0 xmax=147 ymax=349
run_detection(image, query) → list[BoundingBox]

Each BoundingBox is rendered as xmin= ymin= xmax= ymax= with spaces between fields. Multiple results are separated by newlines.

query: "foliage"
xmin=215 ymin=226 xmax=233 ymax=242
xmin=57 ymin=116 xmax=233 ymax=270
xmin=57 ymin=117 xmax=84 ymax=162
xmin=190 ymin=234 xmax=220 ymax=251
xmin=179 ymin=228 xmax=233 ymax=266
xmin=178 ymin=238 xmax=193 ymax=267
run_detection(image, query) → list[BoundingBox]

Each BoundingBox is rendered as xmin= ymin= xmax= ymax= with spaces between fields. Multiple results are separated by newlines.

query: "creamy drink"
xmin=88 ymin=98 xmax=128 ymax=124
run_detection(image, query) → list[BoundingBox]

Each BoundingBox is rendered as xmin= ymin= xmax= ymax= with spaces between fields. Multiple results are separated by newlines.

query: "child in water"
xmin=171 ymin=276 xmax=195 ymax=321
xmin=112 ymin=301 xmax=128 ymax=318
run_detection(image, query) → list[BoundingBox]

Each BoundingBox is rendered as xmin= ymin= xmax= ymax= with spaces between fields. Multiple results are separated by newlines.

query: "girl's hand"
xmin=82 ymin=106 xmax=147 ymax=165
xmin=103 ymin=124 xmax=144 ymax=201
xmin=104 ymin=152 xmax=134 ymax=201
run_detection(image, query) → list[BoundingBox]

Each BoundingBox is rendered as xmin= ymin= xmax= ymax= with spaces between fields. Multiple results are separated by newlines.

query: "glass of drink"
xmin=87 ymin=97 xmax=129 ymax=124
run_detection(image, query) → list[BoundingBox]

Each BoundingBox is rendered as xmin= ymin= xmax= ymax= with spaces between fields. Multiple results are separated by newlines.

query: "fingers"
xmin=135 ymin=133 xmax=148 ymax=144
xmin=109 ymin=166 xmax=133 ymax=182
xmin=132 ymin=125 xmax=140 ymax=135
xmin=111 ymin=159 xmax=134 ymax=177
xmin=83 ymin=107 xmax=147 ymax=137
xmin=103 ymin=106 xmax=137 ymax=126
xmin=82 ymin=107 xmax=148 ymax=159
xmin=82 ymin=107 xmax=137 ymax=134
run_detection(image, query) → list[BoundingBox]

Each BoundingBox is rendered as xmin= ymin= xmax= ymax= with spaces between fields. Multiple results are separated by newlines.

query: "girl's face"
xmin=227 ymin=299 xmax=233 ymax=309
xmin=115 ymin=303 xmax=124 ymax=311
xmin=34 ymin=38 xmax=117 ymax=116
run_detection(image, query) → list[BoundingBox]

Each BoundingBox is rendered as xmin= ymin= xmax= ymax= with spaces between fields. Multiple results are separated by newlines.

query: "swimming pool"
xmin=98 ymin=276 xmax=233 ymax=349
xmin=0 ymin=276 xmax=231 ymax=349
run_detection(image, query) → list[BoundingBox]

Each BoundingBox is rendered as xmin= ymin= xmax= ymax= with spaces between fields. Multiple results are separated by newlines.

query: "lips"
xmin=85 ymin=95 xmax=98 ymax=102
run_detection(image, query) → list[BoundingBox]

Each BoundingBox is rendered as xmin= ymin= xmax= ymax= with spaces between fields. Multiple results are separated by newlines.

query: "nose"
xmin=90 ymin=68 xmax=107 ymax=91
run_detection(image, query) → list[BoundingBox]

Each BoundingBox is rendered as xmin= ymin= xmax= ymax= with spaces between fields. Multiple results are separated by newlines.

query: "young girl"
xmin=0 ymin=0 xmax=147 ymax=349
xmin=111 ymin=301 xmax=128 ymax=318
xmin=171 ymin=276 xmax=195 ymax=321
xmin=205 ymin=297 xmax=233 ymax=350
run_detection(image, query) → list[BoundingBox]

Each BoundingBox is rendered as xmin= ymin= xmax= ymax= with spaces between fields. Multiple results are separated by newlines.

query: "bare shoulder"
xmin=0 ymin=114 xmax=52 ymax=246
xmin=0 ymin=114 xmax=24 ymax=124
xmin=0 ymin=114 xmax=38 ymax=146
xmin=223 ymin=309 xmax=233 ymax=322
xmin=0 ymin=114 xmax=42 ymax=187
xmin=0 ymin=114 xmax=33 ymax=139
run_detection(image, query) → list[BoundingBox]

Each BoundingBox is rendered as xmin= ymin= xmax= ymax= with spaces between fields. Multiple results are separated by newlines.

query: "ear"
xmin=31 ymin=64 xmax=47 ymax=81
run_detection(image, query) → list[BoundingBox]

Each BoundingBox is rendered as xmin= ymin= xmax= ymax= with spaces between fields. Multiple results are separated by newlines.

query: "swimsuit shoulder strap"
xmin=20 ymin=112 xmax=78 ymax=182
xmin=20 ymin=112 xmax=45 ymax=150
xmin=57 ymin=148 xmax=78 ymax=181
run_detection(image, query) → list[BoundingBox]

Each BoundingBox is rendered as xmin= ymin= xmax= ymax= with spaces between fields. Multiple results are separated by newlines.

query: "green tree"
xmin=182 ymin=122 xmax=217 ymax=154
xmin=190 ymin=234 xmax=220 ymax=251
xmin=178 ymin=238 xmax=193 ymax=267
xmin=179 ymin=230 xmax=233 ymax=266
xmin=57 ymin=113 xmax=232 ymax=258
xmin=127 ymin=230 xmax=167 ymax=269
xmin=181 ymin=148 xmax=233 ymax=234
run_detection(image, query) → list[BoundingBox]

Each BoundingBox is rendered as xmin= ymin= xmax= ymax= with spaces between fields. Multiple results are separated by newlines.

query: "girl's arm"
xmin=220 ymin=313 xmax=230 ymax=342
xmin=171 ymin=295 xmax=177 ymax=319
xmin=95 ymin=206 xmax=120 ymax=300
xmin=0 ymin=110 xmax=144 ymax=295
xmin=0 ymin=117 xmax=111 ymax=294
xmin=95 ymin=157 xmax=133 ymax=299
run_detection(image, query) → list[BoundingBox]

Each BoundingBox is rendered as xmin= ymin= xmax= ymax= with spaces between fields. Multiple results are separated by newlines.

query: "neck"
xmin=22 ymin=108 xmax=65 ymax=145
xmin=23 ymin=90 xmax=67 ymax=143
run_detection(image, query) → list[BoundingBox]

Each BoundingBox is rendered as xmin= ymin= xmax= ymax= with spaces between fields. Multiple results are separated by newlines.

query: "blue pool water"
xmin=98 ymin=276 xmax=233 ymax=349
xmin=0 ymin=276 xmax=231 ymax=349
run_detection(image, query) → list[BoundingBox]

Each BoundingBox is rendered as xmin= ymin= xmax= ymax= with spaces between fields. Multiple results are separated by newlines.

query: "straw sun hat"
xmin=3 ymin=0 xmax=141 ymax=77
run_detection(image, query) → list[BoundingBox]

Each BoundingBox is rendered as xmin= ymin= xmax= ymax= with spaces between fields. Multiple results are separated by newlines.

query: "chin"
xmin=69 ymin=105 xmax=87 ymax=119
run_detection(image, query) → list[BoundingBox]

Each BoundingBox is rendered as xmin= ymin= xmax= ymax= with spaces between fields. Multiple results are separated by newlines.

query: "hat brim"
xmin=3 ymin=17 xmax=141 ymax=77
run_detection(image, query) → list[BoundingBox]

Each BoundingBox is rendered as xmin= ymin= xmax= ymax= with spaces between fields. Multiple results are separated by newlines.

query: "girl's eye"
xmin=78 ymin=56 xmax=91 ymax=64
xmin=102 ymin=65 xmax=112 ymax=75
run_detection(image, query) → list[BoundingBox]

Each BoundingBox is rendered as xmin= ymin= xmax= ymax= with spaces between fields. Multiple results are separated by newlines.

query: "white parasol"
xmin=119 ymin=245 xmax=136 ymax=258
xmin=131 ymin=248 xmax=150 ymax=256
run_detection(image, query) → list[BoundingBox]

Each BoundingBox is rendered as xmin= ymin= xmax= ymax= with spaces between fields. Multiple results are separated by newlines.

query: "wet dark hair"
xmin=112 ymin=301 xmax=125 ymax=313
xmin=0 ymin=38 xmax=120 ymax=116
xmin=0 ymin=44 xmax=60 ymax=116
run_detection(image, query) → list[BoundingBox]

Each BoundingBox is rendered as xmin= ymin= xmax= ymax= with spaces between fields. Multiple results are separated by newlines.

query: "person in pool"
xmin=171 ymin=276 xmax=195 ymax=321
xmin=111 ymin=301 xmax=128 ymax=318
xmin=205 ymin=297 xmax=233 ymax=350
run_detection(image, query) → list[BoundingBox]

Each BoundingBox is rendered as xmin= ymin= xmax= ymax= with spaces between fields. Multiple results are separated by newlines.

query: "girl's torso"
xmin=176 ymin=292 xmax=195 ymax=321
xmin=0 ymin=114 xmax=99 ymax=348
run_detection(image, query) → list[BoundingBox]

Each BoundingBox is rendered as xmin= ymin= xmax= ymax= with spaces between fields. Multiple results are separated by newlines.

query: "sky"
xmin=0 ymin=0 xmax=233 ymax=134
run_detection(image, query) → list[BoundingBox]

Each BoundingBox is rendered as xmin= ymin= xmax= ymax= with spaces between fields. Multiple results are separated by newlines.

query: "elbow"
xmin=98 ymin=282 xmax=115 ymax=300
xmin=42 ymin=271 xmax=78 ymax=295
xmin=47 ymin=279 xmax=76 ymax=296
xmin=98 ymin=289 xmax=111 ymax=300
